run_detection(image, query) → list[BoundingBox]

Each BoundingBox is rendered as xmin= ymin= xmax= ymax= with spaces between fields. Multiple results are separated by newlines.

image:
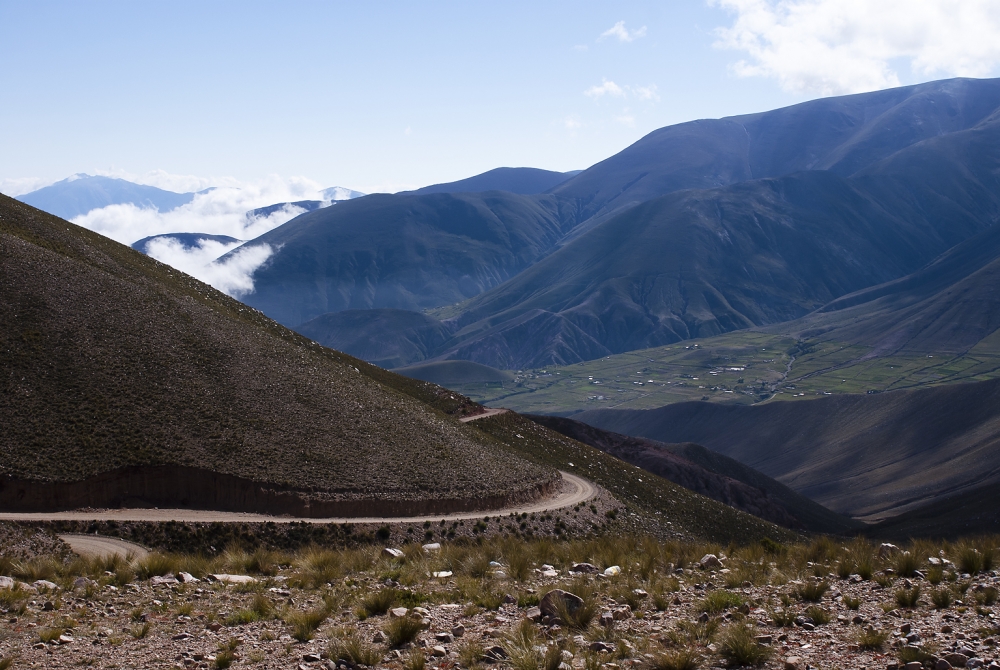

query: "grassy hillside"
xmin=0 ymin=194 xmax=554 ymax=506
xmin=575 ymin=378 xmax=1000 ymax=521
xmin=408 ymin=167 xmax=579 ymax=195
xmin=465 ymin=411 xmax=799 ymax=544
xmin=525 ymin=414 xmax=860 ymax=535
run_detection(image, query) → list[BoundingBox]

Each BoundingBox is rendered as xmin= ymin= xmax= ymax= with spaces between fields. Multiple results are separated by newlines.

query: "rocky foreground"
xmin=1 ymin=536 xmax=999 ymax=670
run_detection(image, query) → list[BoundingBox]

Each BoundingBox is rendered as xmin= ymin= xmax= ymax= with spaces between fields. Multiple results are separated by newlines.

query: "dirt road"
xmin=58 ymin=534 xmax=150 ymax=559
xmin=458 ymin=407 xmax=509 ymax=422
xmin=0 ymin=471 xmax=595 ymax=525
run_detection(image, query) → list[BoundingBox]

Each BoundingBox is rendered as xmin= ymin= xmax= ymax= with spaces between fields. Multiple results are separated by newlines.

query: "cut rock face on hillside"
xmin=0 ymin=195 xmax=556 ymax=515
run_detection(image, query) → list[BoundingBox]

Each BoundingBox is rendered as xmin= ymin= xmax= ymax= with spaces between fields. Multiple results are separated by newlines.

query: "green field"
xmin=456 ymin=329 xmax=1000 ymax=415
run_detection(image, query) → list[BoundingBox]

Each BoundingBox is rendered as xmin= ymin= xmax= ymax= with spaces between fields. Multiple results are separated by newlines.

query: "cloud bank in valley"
xmin=714 ymin=0 xmax=1000 ymax=96
xmin=70 ymin=173 xmax=339 ymax=298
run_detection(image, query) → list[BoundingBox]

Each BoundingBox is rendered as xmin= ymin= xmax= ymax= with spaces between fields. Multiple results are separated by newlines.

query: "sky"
xmin=4 ymin=0 xmax=1000 ymax=197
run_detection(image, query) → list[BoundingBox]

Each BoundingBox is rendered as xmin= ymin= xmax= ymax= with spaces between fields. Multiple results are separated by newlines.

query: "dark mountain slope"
xmin=774 ymin=222 xmax=1000 ymax=356
xmin=551 ymin=77 xmax=1000 ymax=224
xmin=574 ymin=378 xmax=1000 ymax=520
xmin=132 ymin=233 xmax=243 ymax=253
xmin=409 ymin=167 xmax=580 ymax=195
xmin=18 ymin=174 xmax=195 ymax=219
xmin=395 ymin=360 xmax=514 ymax=385
xmin=526 ymin=414 xmax=859 ymax=534
xmin=868 ymin=482 xmax=1000 ymax=540
xmin=0 ymin=194 xmax=556 ymax=513
xmin=433 ymin=169 xmax=976 ymax=368
xmin=240 ymin=191 xmax=575 ymax=327
xmin=296 ymin=308 xmax=454 ymax=369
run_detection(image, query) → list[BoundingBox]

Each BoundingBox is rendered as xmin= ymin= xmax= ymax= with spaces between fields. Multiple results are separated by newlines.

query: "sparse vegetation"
xmin=718 ymin=622 xmax=772 ymax=667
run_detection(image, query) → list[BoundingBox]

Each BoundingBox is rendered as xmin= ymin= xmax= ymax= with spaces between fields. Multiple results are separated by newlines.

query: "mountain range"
xmin=230 ymin=77 xmax=1000 ymax=372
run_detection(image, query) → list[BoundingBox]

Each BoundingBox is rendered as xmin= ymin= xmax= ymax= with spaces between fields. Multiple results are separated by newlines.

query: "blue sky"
xmin=3 ymin=0 xmax=1000 ymax=194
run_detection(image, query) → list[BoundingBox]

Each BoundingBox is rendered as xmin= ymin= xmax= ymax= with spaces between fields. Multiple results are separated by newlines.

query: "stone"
xmin=206 ymin=574 xmax=256 ymax=584
xmin=699 ymin=554 xmax=723 ymax=570
xmin=372 ymin=631 xmax=386 ymax=643
xmin=589 ymin=641 xmax=613 ymax=653
xmin=632 ymin=588 xmax=648 ymax=599
xmin=485 ymin=646 xmax=508 ymax=660
xmin=431 ymin=571 xmax=453 ymax=579
xmin=572 ymin=563 xmax=599 ymax=574
xmin=42 ymin=601 xmax=55 ymax=611
xmin=58 ymin=634 xmax=74 ymax=644
xmin=422 ymin=543 xmax=441 ymax=553
xmin=432 ymin=646 xmax=447 ymax=657
xmin=612 ymin=606 xmax=632 ymax=621
xmin=207 ymin=622 xmax=222 ymax=632
xmin=34 ymin=580 xmax=57 ymax=590
xmin=756 ymin=635 xmax=773 ymax=644
xmin=382 ymin=548 xmax=405 ymax=559
xmin=937 ymin=660 xmax=954 ymax=670
xmin=603 ymin=566 xmax=621 ymax=576
xmin=904 ymin=664 xmax=924 ymax=670
xmin=526 ymin=607 xmax=542 ymax=621
xmin=303 ymin=653 xmax=322 ymax=662
xmin=151 ymin=574 xmax=180 ymax=586
xmin=900 ymin=623 xmax=912 ymax=634
xmin=783 ymin=656 xmax=804 ymax=670
xmin=945 ymin=655 xmax=970 ymax=667
xmin=451 ymin=624 xmax=465 ymax=638
xmin=968 ymin=660 xmax=985 ymax=669
xmin=177 ymin=572 xmax=200 ymax=583
xmin=539 ymin=589 xmax=585 ymax=618
xmin=172 ymin=632 xmax=193 ymax=641
xmin=600 ymin=611 xmax=615 ymax=627
xmin=879 ymin=544 xmax=902 ymax=559
xmin=0 ymin=576 xmax=15 ymax=589
xmin=942 ymin=625 xmax=954 ymax=634
xmin=435 ymin=632 xmax=453 ymax=643
xmin=390 ymin=607 xmax=409 ymax=618
xmin=503 ymin=594 xmax=517 ymax=604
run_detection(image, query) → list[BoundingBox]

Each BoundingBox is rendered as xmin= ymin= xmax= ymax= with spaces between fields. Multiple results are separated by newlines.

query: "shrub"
xmin=699 ymin=590 xmax=744 ymax=614
xmin=552 ymin=584 xmax=598 ymax=631
xmin=0 ymin=656 xmax=13 ymax=670
xmin=385 ymin=616 xmax=424 ymax=648
xmin=717 ymin=622 xmax=772 ymax=667
xmin=857 ymin=628 xmax=889 ymax=651
xmin=794 ymin=581 xmax=829 ymax=602
xmin=842 ymin=595 xmax=861 ymax=610
xmin=458 ymin=639 xmax=486 ymax=667
xmin=899 ymin=645 xmax=936 ymax=665
xmin=769 ymin=608 xmax=797 ymax=627
xmin=895 ymin=586 xmax=921 ymax=609
xmin=927 ymin=566 xmax=944 ymax=585
xmin=403 ymin=649 xmax=427 ymax=670
xmin=931 ymin=588 xmax=953 ymax=609
xmin=38 ymin=628 xmax=62 ymax=644
xmin=135 ymin=553 xmax=178 ymax=580
xmin=957 ymin=545 xmax=984 ymax=574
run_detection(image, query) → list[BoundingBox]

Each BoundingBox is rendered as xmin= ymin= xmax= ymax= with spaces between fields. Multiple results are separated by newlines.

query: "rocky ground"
xmin=1 ymin=537 xmax=999 ymax=670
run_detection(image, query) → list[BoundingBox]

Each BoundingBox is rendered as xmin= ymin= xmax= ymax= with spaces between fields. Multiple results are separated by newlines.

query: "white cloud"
xmin=562 ymin=116 xmax=584 ymax=131
xmin=143 ymin=237 xmax=276 ymax=298
xmin=713 ymin=0 xmax=1000 ymax=95
xmin=584 ymin=79 xmax=625 ymax=98
xmin=629 ymin=84 xmax=660 ymax=101
xmin=615 ymin=109 xmax=636 ymax=126
xmin=599 ymin=21 xmax=647 ymax=43
xmin=0 ymin=176 xmax=55 ymax=197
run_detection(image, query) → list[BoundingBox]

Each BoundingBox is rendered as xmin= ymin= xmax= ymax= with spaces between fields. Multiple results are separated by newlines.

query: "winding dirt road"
xmin=58 ymin=534 xmax=150 ymax=560
xmin=0 ymin=471 xmax=595 ymax=526
xmin=458 ymin=407 xmax=509 ymax=422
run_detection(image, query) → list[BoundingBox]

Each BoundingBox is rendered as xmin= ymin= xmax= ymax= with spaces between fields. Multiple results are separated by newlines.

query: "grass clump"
xmin=356 ymin=587 xmax=398 ymax=619
xmin=804 ymin=606 xmax=830 ymax=625
xmin=895 ymin=586 xmax=921 ymax=609
xmin=385 ymin=615 xmax=424 ymax=648
xmin=699 ymin=590 xmax=744 ymax=614
xmin=285 ymin=605 xmax=331 ymax=642
xmin=892 ymin=552 xmax=920 ymax=578
xmin=329 ymin=630 xmax=383 ymax=666
xmin=403 ymin=649 xmax=427 ymax=670
xmin=843 ymin=595 xmax=861 ymax=610
xmin=130 ymin=622 xmax=151 ymax=639
xmin=717 ymin=622 xmax=772 ymax=667
xmin=226 ymin=593 xmax=274 ymax=626
xmin=651 ymin=648 xmax=701 ymax=670
xmin=931 ymin=587 xmax=954 ymax=609
xmin=975 ymin=587 xmax=998 ymax=606
xmin=37 ymin=628 xmax=63 ymax=644
xmin=898 ymin=645 xmax=936 ymax=665
xmin=794 ymin=581 xmax=829 ymax=602
xmin=551 ymin=582 xmax=598 ymax=631
xmin=857 ymin=628 xmax=889 ymax=651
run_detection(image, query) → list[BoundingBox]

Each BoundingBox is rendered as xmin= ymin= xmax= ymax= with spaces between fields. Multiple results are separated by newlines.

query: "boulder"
xmin=571 ymin=563 xmax=599 ymax=574
xmin=382 ymin=548 xmax=405 ymax=559
xmin=539 ymin=589 xmax=585 ymax=618
xmin=177 ymin=572 xmax=200 ymax=583
xmin=206 ymin=574 xmax=256 ymax=584
xmin=33 ymin=580 xmax=57 ymax=590
xmin=603 ymin=565 xmax=621 ymax=576
xmin=699 ymin=554 xmax=723 ymax=570
xmin=151 ymin=575 xmax=180 ymax=586
xmin=878 ymin=543 xmax=901 ymax=559
xmin=784 ymin=657 xmax=804 ymax=670
xmin=0 ymin=576 xmax=15 ymax=589
xmin=422 ymin=543 xmax=441 ymax=553
xmin=945 ymin=654 xmax=970 ymax=668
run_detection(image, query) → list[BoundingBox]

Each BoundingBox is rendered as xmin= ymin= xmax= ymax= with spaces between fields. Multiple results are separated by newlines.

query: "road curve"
xmin=59 ymin=534 xmax=150 ymax=560
xmin=0 ymin=471 xmax=595 ymax=525
xmin=458 ymin=407 xmax=509 ymax=422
